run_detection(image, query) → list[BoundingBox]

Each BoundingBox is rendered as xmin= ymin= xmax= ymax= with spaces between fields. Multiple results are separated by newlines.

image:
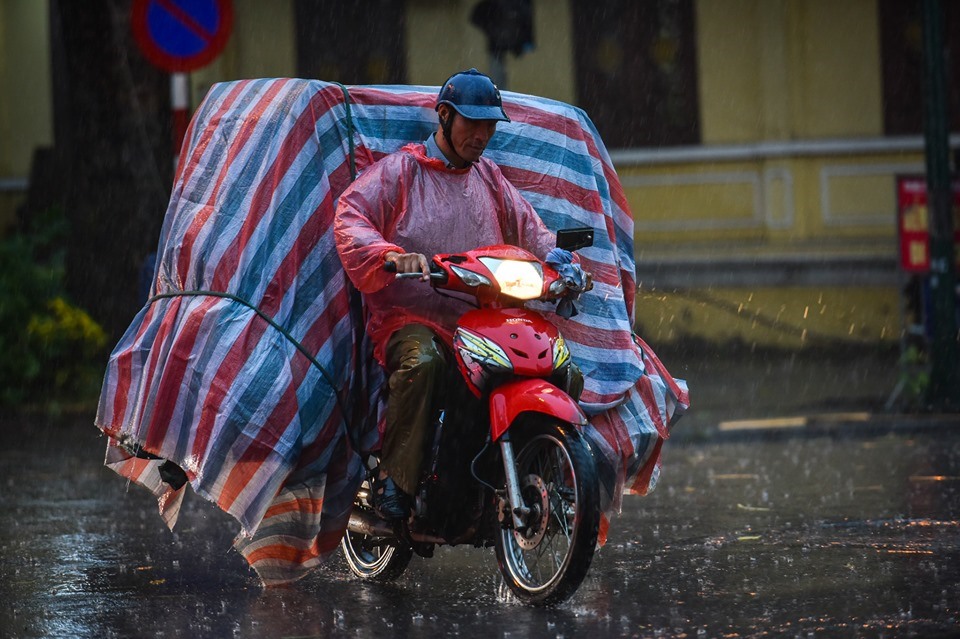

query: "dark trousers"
xmin=380 ymin=324 xmax=447 ymax=496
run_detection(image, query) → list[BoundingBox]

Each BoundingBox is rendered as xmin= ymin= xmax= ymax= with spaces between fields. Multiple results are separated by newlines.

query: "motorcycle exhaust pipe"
xmin=346 ymin=508 xmax=451 ymax=546
xmin=347 ymin=509 xmax=394 ymax=537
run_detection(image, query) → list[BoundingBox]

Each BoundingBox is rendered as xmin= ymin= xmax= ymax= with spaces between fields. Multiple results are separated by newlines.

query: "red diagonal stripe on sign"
xmin=154 ymin=0 xmax=215 ymax=42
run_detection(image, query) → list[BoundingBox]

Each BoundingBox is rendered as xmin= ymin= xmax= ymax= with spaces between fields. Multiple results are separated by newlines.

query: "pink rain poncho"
xmin=95 ymin=78 xmax=689 ymax=585
xmin=334 ymin=142 xmax=557 ymax=363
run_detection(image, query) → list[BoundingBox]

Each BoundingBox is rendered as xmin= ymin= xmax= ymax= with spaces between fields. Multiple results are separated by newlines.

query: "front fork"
xmin=487 ymin=379 xmax=585 ymax=524
xmin=498 ymin=433 xmax=529 ymax=530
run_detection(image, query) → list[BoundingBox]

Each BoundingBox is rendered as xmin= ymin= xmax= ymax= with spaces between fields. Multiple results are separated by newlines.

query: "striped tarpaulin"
xmin=95 ymin=78 xmax=688 ymax=585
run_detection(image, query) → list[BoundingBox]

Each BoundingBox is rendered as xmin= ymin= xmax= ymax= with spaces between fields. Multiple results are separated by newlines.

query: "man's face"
xmin=442 ymin=106 xmax=497 ymax=165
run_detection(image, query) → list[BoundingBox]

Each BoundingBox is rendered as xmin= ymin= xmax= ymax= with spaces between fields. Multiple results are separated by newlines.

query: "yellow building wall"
xmin=635 ymin=286 xmax=901 ymax=348
xmin=406 ymin=1 xmax=487 ymax=86
xmin=190 ymin=0 xmax=296 ymax=107
xmin=0 ymin=0 xmax=911 ymax=347
xmin=0 ymin=0 xmax=52 ymax=177
xmin=796 ymin=0 xmax=883 ymax=138
xmin=625 ymin=0 xmax=904 ymax=253
xmin=695 ymin=0 xmax=764 ymax=143
xmin=405 ymin=0 xmax=576 ymax=103
xmin=622 ymin=150 xmax=922 ymax=249
xmin=696 ymin=0 xmax=883 ymax=143
xmin=622 ymin=0 xmax=900 ymax=349
xmin=186 ymin=0 xmax=574 ymax=108
xmin=498 ymin=0 xmax=576 ymax=104
xmin=0 ymin=0 xmax=52 ymax=230
xmin=621 ymin=160 xmax=769 ymax=245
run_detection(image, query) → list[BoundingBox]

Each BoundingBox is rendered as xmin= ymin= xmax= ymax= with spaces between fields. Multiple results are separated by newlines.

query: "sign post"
xmin=131 ymin=0 xmax=233 ymax=162
xmin=170 ymin=72 xmax=190 ymax=165
xmin=921 ymin=0 xmax=960 ymax=409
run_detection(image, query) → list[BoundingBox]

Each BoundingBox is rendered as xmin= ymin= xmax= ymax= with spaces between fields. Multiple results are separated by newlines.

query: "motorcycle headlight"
xmin=450 ymin=264 xmax=492 ymax=288
xmin=478 ymin=257 xmax=543 ymax=300
xmin=552 ymin=333 xmax=571 ymax=371
xmin=454 ymin=327 xmax=513 ymax=393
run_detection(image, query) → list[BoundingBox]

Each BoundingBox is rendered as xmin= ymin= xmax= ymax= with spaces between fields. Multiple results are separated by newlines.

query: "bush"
xmin=0 ymin=208 xmax=107 ymax=408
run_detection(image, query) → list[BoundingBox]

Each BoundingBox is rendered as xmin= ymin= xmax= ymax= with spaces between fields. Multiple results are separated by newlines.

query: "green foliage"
xmin=897 ymin=345 xmax=931 ymax=411
xmin=0 ymin=208 xmax=107 ymax=408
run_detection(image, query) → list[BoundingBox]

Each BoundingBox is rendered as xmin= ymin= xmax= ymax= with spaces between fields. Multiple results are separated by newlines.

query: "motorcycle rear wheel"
xmin=340 ymin=481 xmax=413 ymax=581
xmin=341 ymin=529 xmax=412 ymax=580
xmin=494 ymin=419 xmax=600 ymax=606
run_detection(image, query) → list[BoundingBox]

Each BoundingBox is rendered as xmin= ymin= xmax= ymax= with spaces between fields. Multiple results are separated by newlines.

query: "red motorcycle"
xmin=341 ymin=228 xmax=600 ymax=606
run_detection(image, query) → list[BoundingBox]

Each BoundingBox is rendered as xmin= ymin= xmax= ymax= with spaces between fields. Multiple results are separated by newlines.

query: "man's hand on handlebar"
xmin=384 ymin=251 xmax=430 ymax=281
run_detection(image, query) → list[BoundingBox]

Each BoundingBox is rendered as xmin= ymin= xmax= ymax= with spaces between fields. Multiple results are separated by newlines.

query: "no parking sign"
xmin=132 ymin=0 xmax=233 ymax=73
xmin=131 ymin=0 xmax=233 ymax=157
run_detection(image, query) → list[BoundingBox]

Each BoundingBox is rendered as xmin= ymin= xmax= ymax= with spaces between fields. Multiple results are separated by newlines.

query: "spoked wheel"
xmin=495 ymin=420 xmax=601 ymax=606
xmin=340 ymin=481 xmax=413 ymax=581
xmin=341 ymin=530 xmax=412 ymax=580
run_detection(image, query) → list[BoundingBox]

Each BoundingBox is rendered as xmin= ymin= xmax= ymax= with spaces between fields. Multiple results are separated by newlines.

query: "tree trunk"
xmin=49 ymin=0 xmax=172 ymax=339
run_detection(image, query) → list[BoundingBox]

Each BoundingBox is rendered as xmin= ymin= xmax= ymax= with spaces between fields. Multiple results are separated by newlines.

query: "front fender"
xmin=488 ymin=378 xmax=587 ymax=441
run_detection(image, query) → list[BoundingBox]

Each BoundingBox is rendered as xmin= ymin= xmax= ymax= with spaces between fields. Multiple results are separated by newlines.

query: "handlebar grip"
xmin=384 ymin=257 xmax=445 ymax=283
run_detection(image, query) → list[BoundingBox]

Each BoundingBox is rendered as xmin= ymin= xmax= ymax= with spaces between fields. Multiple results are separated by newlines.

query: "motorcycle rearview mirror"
xmin=556 ymin=227 xmax=594 ymax=252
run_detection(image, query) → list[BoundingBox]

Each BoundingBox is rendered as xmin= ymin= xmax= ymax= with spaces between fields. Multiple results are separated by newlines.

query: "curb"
xmin=693 ymin=411 xmax=959 ymax=442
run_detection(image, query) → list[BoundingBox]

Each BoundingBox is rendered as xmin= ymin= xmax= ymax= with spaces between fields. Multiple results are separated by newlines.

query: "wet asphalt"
xmin=2 ymin=349 xmax=959 ymax=638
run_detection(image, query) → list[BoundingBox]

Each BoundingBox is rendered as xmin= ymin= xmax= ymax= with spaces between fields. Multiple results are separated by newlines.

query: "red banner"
xmin=897 ymin=176 xmax=960 ymax=273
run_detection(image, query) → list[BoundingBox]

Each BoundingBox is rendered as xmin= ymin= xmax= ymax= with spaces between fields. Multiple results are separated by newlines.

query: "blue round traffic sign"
xmin=132 ymin=0 xmax=233 ymax=73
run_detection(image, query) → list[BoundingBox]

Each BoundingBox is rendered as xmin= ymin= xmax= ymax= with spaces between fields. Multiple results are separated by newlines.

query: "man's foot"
xmin=372 ymin=474 xmax=410 ymax=520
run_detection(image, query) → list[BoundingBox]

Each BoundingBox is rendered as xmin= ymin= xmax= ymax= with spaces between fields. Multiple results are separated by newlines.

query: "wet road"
xmin=2 ymin=411 xmax=958 ymax=638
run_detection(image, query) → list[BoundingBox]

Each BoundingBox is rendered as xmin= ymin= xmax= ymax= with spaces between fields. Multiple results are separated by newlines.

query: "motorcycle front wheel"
xmin=494 ymin=419 xmax=601 ymax=606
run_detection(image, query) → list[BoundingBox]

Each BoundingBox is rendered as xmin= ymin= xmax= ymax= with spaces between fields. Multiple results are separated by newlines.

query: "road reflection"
xmin=1 ymin=414 xmax=957 ymax=638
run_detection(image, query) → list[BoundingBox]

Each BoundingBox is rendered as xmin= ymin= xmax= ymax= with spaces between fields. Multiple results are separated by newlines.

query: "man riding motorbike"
xmin=334 ymin=68 xmax=585 ymax=520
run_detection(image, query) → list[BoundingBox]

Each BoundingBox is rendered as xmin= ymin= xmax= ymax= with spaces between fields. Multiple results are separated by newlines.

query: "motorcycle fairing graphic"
xmin=95 ymin=78 xmax=689 ymax=586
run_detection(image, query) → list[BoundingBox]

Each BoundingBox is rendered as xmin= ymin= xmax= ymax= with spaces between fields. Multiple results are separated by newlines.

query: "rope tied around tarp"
xmin=148 ymin=84 xmax=367 ymax=450
xmin=145 ymin=85 xmax=369 ymax=461
xmin=147 ymin=290 xmax=348 ymax=416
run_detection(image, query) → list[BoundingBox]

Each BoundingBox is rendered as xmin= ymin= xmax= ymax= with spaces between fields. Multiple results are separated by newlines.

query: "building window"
xmin=879 ymin=0 xmax=960 ymax=135
xmin=571 ymin=0 xmax=700 ymax=149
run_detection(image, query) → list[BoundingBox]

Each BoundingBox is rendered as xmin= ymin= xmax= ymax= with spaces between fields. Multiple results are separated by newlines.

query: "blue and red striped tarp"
xmin=95 ymin=78 xmax=688 ymax=585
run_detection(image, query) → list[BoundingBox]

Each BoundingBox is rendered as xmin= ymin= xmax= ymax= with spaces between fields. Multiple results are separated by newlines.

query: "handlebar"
xmin=384 ymin=259 xmax=446 ymax=281
xmin=394 ymin=272 xmax=447 ymax=281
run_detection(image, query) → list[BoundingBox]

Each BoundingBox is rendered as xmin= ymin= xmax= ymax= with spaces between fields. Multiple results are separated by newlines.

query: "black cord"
xmin=470 ymin=439 xmax=497 ymax=492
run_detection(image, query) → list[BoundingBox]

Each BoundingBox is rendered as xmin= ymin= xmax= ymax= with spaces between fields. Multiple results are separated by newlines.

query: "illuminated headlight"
xmin=478 ymin=258 xmax=543 ymax=300
xmin=454 ymin=327 xmax=513 ymax=393
xmin=552 ymin=333 xmax=571 ymax=371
